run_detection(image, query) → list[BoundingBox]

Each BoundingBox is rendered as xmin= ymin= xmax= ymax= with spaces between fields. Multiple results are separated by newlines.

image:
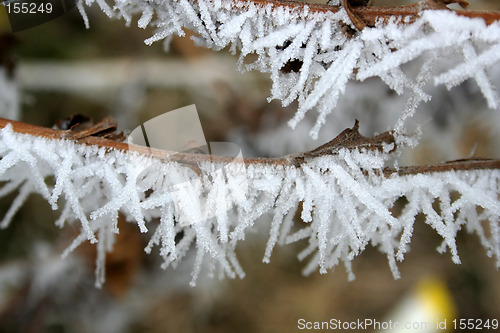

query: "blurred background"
xmin=0 ymin=1 xmax=500 ymax=332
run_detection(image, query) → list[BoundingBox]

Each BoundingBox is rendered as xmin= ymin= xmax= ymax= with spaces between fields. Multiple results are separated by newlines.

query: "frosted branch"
xmin=1 ymin=117 xmax=499 ymax=286
xmin=77 ymin=0 xmax=500 ymax=137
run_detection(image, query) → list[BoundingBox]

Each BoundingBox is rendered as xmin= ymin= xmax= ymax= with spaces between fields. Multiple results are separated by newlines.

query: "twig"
xmin=384 ymin=158 xmax=500 ymax=176
xmin=1 ymin=117 xmax=499 ymax=177
xmin=341 ymin=0 xmax=368 ymax=31
xmin=240 ymin=0 xmax=500 ymax=26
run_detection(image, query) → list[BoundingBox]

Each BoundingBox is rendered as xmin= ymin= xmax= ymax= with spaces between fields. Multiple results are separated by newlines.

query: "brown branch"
xmin=240 ymin=0 xmax=500 ymax=26
xmin=384 ymin=158 xmax=500 ymax=176
xmin=2 ymin=117 xmax=499 ymax=177
xmin=0 ymin=117 xmax=281 ymax=167
xmin=341 ymin=0 xmax=368 ymax=31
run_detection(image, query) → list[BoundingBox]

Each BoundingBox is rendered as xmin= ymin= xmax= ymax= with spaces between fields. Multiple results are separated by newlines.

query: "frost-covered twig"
xmin=3 ymin=117 xmax=499 ymax=174
xmin=78 ymin=0 xmax=500 ymax=138
xmin=1 ymin=117 xmax=499 ymax=286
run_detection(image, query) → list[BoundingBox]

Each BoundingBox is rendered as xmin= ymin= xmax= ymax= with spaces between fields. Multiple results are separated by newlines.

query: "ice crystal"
xmin=1 ymin=125 xmax=498 ymax=286
xmin=78 ymin=0 xmax=500 ymax=138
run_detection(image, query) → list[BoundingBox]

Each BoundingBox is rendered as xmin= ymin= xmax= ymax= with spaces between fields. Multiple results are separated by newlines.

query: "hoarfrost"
xmin=78 ymin=0 xmax=500 ymax=138
xmin=1 ymin=124 xmax=498 ymax=285
xmin=2 ymin=0 xmax=500 ymax=287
